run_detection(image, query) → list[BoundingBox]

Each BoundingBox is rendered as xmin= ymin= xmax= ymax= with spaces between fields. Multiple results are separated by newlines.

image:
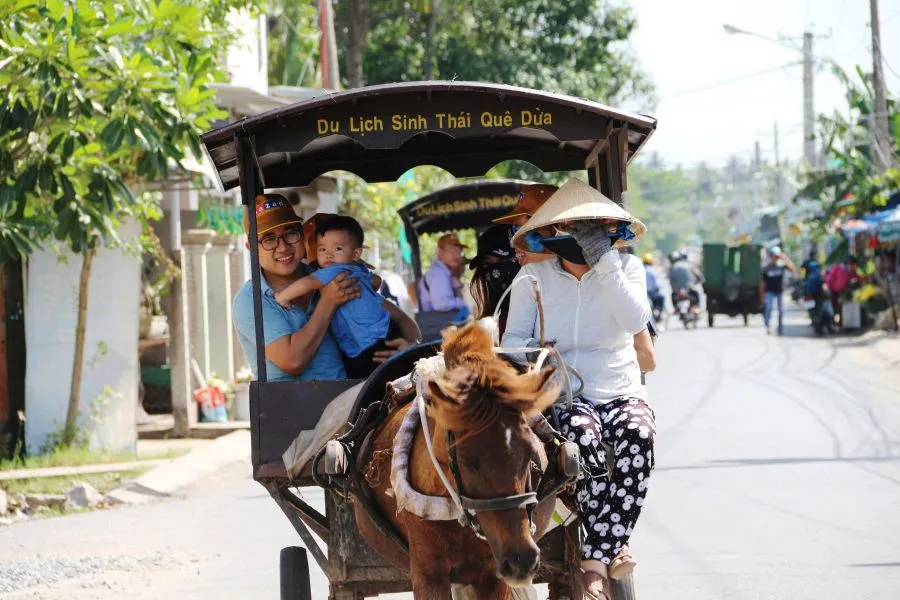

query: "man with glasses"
xmin=232 ymin=194 xmax=362 ymax=381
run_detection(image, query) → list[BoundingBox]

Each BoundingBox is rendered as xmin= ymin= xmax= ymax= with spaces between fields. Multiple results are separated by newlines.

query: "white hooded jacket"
xmin=502 ymin=251 xmax=651 ymax=403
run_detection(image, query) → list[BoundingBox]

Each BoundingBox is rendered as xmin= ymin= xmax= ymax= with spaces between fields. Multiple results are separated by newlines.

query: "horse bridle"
xmin=443 ymin=413 xmax=580 ymax=540
xmin=445 ymin=429 xmax=540 ymax=539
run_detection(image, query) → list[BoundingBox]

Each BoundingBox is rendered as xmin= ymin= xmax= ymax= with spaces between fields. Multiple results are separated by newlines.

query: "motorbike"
xmin=648 ymin=292 xmax=665 ymax=325
xmin=673 ymin=287 xmax=701 ymax=328
xmin=805 ymin=290 xmax=836 ymax=335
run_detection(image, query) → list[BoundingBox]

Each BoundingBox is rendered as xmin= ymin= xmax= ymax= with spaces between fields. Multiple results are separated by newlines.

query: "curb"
xmin=0 ymin=459 xmax=170 ymax=482
xmin=106 ymin=430 xmax=251 ymax=505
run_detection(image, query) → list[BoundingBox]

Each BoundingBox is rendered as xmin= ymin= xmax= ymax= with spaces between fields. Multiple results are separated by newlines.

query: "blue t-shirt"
xmin=232 ymin=269 xmax=347 ymax=382
xmin=312 ymin=263 xmax=391 ymax=358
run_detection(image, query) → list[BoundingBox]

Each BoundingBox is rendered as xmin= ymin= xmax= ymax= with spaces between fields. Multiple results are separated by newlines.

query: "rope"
xmin=416 ymin=393 xmax=464 ymax=511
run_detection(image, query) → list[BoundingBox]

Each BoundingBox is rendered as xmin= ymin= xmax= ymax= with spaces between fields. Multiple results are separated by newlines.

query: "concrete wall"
xmin=24 ymin=220 xmax=141 ymax=454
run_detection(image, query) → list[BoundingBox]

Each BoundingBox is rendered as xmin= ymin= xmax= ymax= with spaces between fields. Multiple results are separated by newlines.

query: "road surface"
xmin=3 ymin=308 xmax=899 ymax=599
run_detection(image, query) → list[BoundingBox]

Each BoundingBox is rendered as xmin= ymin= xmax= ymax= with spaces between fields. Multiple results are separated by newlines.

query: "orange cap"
xmin=493 ymin=183 xmax=559 ymax=224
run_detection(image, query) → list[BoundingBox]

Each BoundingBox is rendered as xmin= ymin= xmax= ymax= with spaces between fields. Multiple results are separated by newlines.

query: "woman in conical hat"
xmin=503 ymin=178 xmax=656 ymax=600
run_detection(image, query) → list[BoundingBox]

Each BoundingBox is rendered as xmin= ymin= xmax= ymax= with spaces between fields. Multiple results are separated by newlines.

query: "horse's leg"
xmin=472 ymin=575 xmax=511 ymax=600
xmin=410 ymin=567 xmax=453 ymax=600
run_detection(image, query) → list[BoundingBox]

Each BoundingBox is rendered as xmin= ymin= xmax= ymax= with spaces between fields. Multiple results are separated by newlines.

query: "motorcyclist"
xmin=667 ymin=250 xmax=703 ymax=309
xmin=643 ymin=252 xmax=665 ymax=318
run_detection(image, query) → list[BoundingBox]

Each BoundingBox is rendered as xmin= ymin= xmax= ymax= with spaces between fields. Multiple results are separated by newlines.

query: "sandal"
xmin=578 ymin=567 xmax=612 ymax=600
xmin=609 ymin=544 xmax=636 ymax=580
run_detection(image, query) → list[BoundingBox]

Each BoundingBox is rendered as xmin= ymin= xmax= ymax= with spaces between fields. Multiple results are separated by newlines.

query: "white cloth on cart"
xmin=282 ymin=381 xmax=365 ymax=480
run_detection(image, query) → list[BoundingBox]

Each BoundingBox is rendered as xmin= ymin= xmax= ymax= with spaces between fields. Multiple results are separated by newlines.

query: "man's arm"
xmin=780 ymin=254 xmax=798 ymax=274
xmin=691 ymin=264 xmax=705 ymax=283
xmin=267 ymin=273 xmax=359 ymax=376
xmin=426 ymin=269 xmax=467 ymax=311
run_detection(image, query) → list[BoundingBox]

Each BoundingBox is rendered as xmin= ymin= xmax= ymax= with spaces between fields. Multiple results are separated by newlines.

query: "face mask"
xmin=484 ymin=261 xmax=521 ymax=296
xmin=541 ymin=235 xmax=588 ymax=265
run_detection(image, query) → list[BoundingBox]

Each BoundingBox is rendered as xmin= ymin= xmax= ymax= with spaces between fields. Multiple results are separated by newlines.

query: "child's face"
xmin=317 ymin=229 xmax=362 ymax=268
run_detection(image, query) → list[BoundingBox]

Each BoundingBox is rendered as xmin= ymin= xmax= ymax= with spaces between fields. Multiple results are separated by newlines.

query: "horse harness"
xmin=444 ymin=411 xmax=581 ymax=540
xmin=310 ymin=385 xmax=580 ymax=552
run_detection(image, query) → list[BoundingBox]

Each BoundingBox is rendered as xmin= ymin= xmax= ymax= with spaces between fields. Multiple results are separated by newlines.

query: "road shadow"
xmin=655 ymin=455 xmax=900 ymax=472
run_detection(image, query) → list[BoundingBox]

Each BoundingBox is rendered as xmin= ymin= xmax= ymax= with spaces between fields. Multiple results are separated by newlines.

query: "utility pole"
xmin=871 ymin=0 xmax=891 ymax=171
xmin=773 ymin=122 xmax=784 ymax=207
xmin=318 ymin=0 xmax=340 ymax=90
xmin=802 ymin=31 xmax=816 ymax=170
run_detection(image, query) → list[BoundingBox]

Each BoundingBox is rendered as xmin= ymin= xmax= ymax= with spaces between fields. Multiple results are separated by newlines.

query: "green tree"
xmin=0 ymin=0 xmax=260 ymax=447
xmin=796 ymin=66 xmax=900 ymax=233
xmin=267 ymin=1 xmax=321 ymax=87
xmin=335 ymin=0 xmax=655 ymax=107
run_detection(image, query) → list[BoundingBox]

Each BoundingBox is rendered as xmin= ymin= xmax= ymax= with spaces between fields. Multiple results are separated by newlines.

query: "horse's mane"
xmin=427 ymin=324 xmax=559 ymax=442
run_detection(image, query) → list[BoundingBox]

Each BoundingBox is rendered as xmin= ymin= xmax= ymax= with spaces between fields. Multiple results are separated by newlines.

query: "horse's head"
xmin=427 ymin=323 xmax=560 ymax=586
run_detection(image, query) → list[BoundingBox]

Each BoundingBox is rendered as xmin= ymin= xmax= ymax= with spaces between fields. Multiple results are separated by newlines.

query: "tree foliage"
xmin=334 ymin=0 xmax=655 ymax=107
xmin=0 ymin=0 xmax=262 ymax=448
xmin=267 ymin=1 xmax=321 ymax=87
xmin=796 ymin=65 xmax=900 ymax=230
xmin=0 ymin=0 xmax=261 ymax=262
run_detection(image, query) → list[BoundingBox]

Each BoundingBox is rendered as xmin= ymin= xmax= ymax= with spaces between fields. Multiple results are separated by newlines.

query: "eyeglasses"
xmin=259 ymin=229 xmax=302 ymax=251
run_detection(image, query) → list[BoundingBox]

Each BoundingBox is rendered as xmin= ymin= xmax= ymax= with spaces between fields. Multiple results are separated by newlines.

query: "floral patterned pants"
xmin=557 ymin=396 xmax=656 ymax=563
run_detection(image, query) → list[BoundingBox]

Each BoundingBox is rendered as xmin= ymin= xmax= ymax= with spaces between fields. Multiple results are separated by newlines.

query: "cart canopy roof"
xmin=200 ymin=81 xmax=657 ymax=196
xmin=398 ymin=179 xmax=532 ymax=236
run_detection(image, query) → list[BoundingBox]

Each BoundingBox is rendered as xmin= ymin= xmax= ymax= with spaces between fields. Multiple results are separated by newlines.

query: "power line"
xmin=661 ymin=62 xmax=803 ymax=100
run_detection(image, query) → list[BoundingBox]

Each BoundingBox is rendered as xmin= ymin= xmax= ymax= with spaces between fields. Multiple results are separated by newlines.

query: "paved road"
xmin=3 ymin=308 xmax=899 ymax=599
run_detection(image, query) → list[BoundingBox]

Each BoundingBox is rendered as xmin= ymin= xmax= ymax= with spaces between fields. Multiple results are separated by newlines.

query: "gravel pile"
xmin=0 ymin=552 xmax=173 ymax=594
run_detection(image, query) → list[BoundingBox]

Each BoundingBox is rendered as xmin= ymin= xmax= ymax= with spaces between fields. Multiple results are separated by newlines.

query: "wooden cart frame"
xmin=199 ymin=81 xmax=657 ymax=599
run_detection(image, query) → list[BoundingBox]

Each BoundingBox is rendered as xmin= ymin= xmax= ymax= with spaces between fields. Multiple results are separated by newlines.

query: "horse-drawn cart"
xmin=199 ymin=81 xmax=656 ymax=599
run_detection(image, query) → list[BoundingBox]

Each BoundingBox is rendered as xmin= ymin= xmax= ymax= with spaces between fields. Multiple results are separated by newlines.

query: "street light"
xmin=722 ymin=24 xmax=803 ymax=53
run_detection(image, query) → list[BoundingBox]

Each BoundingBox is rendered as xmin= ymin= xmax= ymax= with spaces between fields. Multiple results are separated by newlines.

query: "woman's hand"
xmin=320 ymin=272 xmax=361 ymax=307
xmin=373 ymin=337 xmax=410 ymax=363
xmin=560 ymin=220 xmax=612 ymax=266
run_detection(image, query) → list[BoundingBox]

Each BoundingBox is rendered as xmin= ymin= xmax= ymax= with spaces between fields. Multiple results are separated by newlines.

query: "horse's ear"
xmin=440 ymin=325 xmax=460 ymax=344
xmin=427 ymin=377 xmax=462 ymax=408
xmin=518 ymin=366 xmax=561 ymax=416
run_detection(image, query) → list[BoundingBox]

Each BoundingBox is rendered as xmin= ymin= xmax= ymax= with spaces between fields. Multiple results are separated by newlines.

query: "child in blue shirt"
xmin=274 ymin=215 xmax=395 ymax=378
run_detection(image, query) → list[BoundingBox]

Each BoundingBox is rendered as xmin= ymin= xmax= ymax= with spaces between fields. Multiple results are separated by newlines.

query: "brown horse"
xmin=355 ymin=322 xmax=561 ymax=599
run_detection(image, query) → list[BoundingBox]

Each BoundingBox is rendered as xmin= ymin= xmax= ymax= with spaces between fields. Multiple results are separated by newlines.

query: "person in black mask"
xmin=468 ymin=224 xmax=520 ymax=336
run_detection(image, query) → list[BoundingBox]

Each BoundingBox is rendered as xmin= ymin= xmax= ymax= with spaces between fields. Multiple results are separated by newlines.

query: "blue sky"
xmin=627 ymin=0 xmax=900 ymax=168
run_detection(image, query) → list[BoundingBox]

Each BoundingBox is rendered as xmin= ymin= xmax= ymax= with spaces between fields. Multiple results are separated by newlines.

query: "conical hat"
xmin=510 ymin=178 xmax=647 ymax=251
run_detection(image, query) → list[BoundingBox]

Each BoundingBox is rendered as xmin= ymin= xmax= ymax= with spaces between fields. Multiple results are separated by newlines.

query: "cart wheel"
xmin=707 ymin=312 xmax=714 ymax=328
xmin=743 ymin=313 xmax=749 ymax=327
xmin=611 ymin=572 xmax=637 ymax=600
xmin=280 ymin=546 xmax=312 ymax=600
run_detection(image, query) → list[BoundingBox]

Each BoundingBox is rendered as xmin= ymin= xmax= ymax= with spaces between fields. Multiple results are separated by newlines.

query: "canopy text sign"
xmin=256 ymin=92 xmax=610 ymax=155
